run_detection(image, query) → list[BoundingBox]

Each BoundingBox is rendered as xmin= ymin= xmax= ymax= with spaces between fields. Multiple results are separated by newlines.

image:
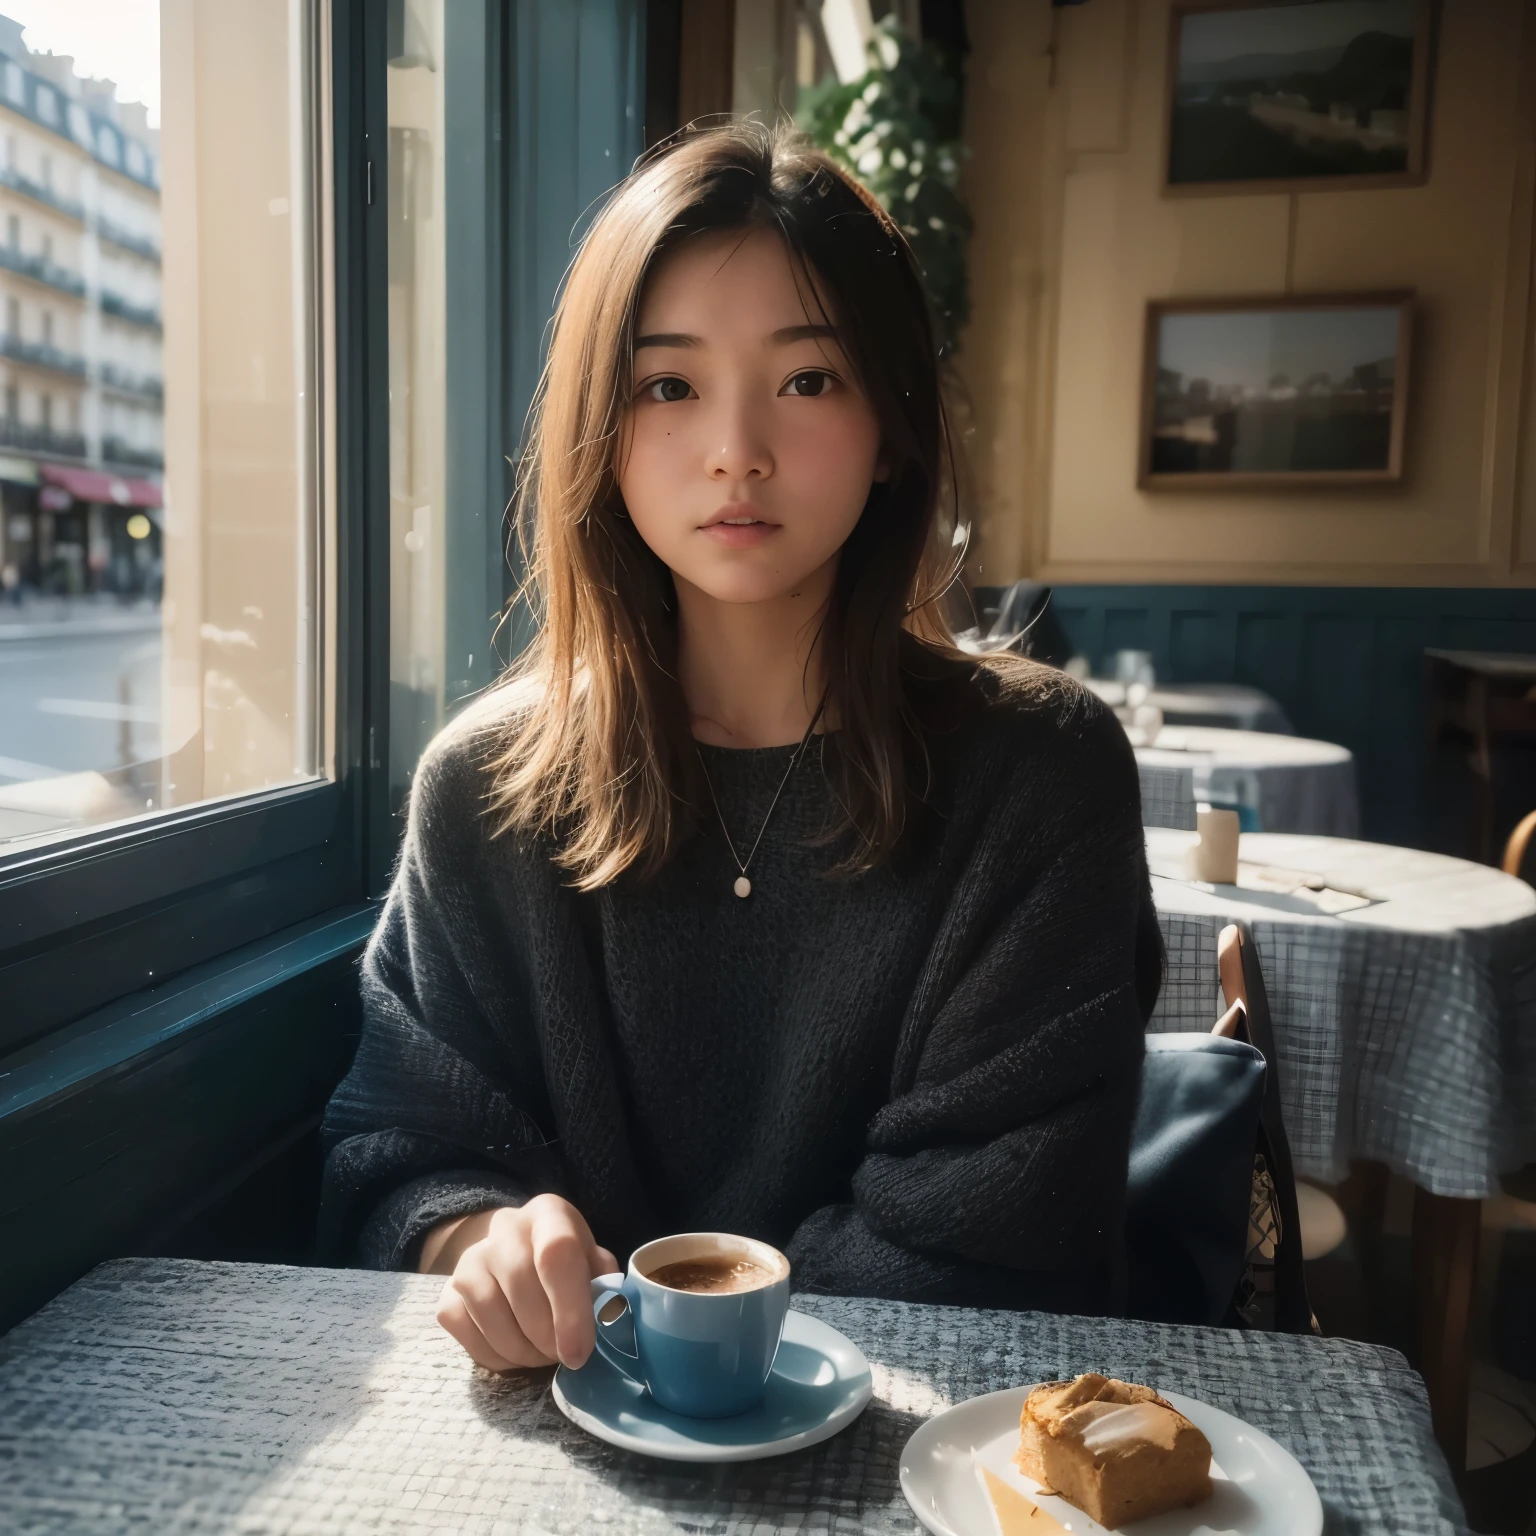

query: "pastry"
xmin=1015 ymin=1374 xmax=1212 ymax=1529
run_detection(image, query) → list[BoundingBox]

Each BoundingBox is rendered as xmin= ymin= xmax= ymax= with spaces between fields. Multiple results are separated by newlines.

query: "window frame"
xmin=0 ymin=0 xmax=393 ymax=1055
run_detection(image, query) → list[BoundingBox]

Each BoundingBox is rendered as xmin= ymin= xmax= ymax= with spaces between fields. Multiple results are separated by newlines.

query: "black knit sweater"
xmin=317 ymin=659 xmax=1162 ymax=1314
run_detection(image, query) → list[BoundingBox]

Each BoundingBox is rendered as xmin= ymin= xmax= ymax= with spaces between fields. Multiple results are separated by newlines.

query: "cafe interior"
xmin=1 ymin=0 xmax=1534 ymax=1532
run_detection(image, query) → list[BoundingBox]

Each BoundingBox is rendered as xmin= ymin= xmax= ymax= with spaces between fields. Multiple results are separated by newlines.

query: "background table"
xmin=1135 ymin=726 xmax=1360 ymax=837
xmin=1148 ymin=826 xmax=1536 ymax=1467
xmin=1087 ymin=678 xmax=1295 ymax=734
xmin=0 ymin=1258 xmax=1466 ymax=1534
xmin=1147 ymin=828 xmax=1536 ymax=1195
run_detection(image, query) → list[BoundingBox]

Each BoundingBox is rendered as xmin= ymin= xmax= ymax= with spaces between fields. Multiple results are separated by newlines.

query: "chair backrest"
xmin=1215 ymin=923 xmax=1314 ymax=1334
xmin=1504 ymin=809 xmax=1536 ymax=883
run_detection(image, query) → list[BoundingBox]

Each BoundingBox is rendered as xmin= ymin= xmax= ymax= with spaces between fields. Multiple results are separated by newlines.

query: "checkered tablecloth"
xmin=1136 ymin=728 xmax=1360 ymax=837
xmin=1148 ymin=829 xmax=1536 ymax=1198
xmin=0 ymin=1258 xmax=1466 ymax=1534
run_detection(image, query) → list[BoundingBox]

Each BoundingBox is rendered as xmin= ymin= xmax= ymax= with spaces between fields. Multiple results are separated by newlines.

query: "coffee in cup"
xmin=645 ymin=1256 xmax=776 ymax=1294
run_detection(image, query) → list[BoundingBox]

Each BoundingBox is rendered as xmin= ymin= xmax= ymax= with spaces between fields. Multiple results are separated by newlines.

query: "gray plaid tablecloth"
xmin=0 ymin=1258 xmax=1465 ymax=1534
xmin=1148 ymin=828 xmax=1536 ymax=1198
xmin=1136 ymin=728 xmax=1360 ymax=837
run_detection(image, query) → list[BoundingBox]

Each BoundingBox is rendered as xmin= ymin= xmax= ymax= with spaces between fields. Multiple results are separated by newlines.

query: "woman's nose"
xmin=703 ymin=395 xmax=774 ymax=482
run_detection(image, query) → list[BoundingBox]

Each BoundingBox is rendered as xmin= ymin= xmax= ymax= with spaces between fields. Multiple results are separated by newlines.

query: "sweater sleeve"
xmin=786 ymin=699 xmax=1159 ymax=1315
xmin=316 ymin=736 xmax=565 ymax=1270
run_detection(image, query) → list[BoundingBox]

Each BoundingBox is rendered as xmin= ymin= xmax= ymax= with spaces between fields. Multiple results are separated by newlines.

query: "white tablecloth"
xmin=1147 ymin=828 xmax=1536 ymax=1198
xmin=1087 ymin=679 xmax=1293 ymax=734
xmin=1135 ymin=726 xmax=1360 ymax=837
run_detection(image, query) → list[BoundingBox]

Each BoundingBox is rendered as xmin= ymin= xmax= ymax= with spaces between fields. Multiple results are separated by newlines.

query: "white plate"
xmin=551 ymin=1309 xmax=872 ymax=1463
xmin=900 ymin=1385 xmax=1323 ymax=1535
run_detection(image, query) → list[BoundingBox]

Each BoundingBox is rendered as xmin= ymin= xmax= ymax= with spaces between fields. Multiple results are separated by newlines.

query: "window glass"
xmin=0 ymin=0 xmax=331 ymax=851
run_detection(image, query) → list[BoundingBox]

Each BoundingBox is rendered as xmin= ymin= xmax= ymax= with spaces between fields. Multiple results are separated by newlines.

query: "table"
xmin=1148 ymin=826 xmax=1536 ymax=1468
xmin=1087 ymin=679 xmax=1294 ymax=734
xmin=0 ymin=1258 xmax=1467 ymax=1534
xmin=1135 ymin=726 xmax=1360 ymax=836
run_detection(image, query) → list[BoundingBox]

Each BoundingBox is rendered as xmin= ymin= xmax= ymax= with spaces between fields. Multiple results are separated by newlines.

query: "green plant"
xmin=796 ymin=16 xmax=971 ymax=355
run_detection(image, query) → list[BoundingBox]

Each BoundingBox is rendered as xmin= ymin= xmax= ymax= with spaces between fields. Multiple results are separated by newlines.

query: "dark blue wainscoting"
xmin=1041 ymin=586 xmax=1536 ymax=850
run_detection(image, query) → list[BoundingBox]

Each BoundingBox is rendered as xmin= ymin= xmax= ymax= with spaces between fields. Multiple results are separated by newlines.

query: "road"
xmin=0 ymin=616 xmax=162 ymax=783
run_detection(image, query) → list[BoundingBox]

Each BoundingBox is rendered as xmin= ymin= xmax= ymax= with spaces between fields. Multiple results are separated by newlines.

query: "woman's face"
xmin=616 ymin=226 xmax=886 ymax=607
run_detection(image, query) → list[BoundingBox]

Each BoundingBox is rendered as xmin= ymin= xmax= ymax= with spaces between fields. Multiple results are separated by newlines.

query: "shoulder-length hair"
xmin=486 ymin=118 xmax=974 ymax=889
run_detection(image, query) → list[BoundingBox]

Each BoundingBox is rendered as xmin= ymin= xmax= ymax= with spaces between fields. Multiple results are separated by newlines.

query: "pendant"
xmin=733 ymin=875 xmax=752 ymax=899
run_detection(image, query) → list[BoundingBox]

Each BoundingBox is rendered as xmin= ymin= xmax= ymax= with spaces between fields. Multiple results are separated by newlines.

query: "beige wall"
xmin=959 ymin=0 xmax=1536 ymax=588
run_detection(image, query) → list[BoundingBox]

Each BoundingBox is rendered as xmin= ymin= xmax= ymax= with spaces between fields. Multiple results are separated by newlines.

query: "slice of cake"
xmin=1015 ymin=1374 xmax=1212 ymax=1529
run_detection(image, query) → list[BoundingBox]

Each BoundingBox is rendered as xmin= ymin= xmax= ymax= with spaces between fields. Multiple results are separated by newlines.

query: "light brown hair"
xmin=486 ymin=119 xmax=974 ymax=889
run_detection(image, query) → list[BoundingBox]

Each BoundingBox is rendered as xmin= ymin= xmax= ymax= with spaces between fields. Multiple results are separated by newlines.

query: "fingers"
xmin=531 ymin=1204 xmax=599 ymax=1368
xmin=435 ymin=1195 xmax=616 ymax=1373
xmin=436 ymin=1278 xmax=521 ymax=1371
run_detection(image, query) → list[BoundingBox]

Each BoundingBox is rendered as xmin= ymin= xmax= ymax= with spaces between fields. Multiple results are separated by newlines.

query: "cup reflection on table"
xmin=588 ymin=1232 xmax=791 ymax=1417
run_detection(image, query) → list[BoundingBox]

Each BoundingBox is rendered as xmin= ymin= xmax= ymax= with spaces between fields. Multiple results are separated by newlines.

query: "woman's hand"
xmin=425 ymin=1194 xmax=619 ymax=1371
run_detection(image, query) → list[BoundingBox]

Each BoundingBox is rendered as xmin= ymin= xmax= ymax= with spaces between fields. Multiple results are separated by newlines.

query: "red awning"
xmin=38 ymin=463 xmax=162 ymax=508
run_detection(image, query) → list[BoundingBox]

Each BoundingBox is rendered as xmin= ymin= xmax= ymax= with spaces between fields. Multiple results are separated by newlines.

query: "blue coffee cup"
xmin=588 ymin=1232 xmax=790 ymax=1418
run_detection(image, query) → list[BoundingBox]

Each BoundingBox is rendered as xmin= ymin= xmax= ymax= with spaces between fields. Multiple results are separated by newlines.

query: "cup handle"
xmin=589 ymin=1273 xmax=642 ymax=1382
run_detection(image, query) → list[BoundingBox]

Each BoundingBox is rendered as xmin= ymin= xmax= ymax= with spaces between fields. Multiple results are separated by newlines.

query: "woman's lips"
xmin=700 ymin=508 xmax=780 ymax=548
xmin=701 ymin=519 xmax=780 ymax=548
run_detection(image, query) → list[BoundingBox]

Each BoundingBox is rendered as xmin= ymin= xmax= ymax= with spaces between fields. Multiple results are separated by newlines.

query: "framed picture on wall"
xmin=1138 ymin=292 xmax=1414 ymax=489
xmin=1164 ymin=0 xmax=1435 ymax=195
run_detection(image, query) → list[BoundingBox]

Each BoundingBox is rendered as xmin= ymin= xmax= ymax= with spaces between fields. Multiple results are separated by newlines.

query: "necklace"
xmin=695 ymin=699 xmax=827 ymax=899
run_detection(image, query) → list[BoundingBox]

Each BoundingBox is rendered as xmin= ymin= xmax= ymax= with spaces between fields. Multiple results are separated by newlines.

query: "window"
xmin=40 ymin=153 xmax=51 ymax=188
xmin=125 ymin=140 xmax=147 ymax=179
xmin=6 ymin=296 xmax=17 ymax=335
xmin=1 ymin=5 xmax=327 ymax=855
xmin=6 ymin=214 xmax=16 ymax=247
xmin=34 ymin=84 xmax=56 ymax=125
xmin=2 ymin=62 xmax=22 ymax=108
xmin=96 ymin=124 xmax=120 ymax=167
xmin=4 ymin=385 xmax=15 ymax=420
xmin=40 ymin=233 xmax=51 ymax=264
xmin=0 ymin=0 xmax=363 ymax=1051
xmin=39 ymin=391 xmax=50 ymax=429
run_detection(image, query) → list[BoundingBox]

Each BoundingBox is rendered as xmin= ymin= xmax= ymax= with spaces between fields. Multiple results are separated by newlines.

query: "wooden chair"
xmin=1502 ymin=809 xmax=1536 ymax=881
xmin=1215 ymin=925 xmax=1348 ymax=1265
xmin=1212 ymin=923 xmax=1324 ymax=1330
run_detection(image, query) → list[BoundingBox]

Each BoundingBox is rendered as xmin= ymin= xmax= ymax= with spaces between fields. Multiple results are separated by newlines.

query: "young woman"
xmin=318 ymin=121 xmax=1161 ymax=1373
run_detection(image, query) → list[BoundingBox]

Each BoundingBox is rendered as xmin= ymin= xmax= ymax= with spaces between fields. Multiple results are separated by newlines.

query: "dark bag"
xmin=1126 ymin=1033 xmax=1266 ymax=1326
xmin=1126 ymin=922 xmax=1315 ymax=1333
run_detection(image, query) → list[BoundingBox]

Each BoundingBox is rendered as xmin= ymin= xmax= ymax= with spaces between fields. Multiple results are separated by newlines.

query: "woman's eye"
xmin=646 ymin=376 xmax=694 ymax=404
xmin=784 ymin=370 xmax=833 ymax=398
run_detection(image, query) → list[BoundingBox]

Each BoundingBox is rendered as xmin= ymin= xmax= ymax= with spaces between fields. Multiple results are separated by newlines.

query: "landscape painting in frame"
xmin=1138 ymin=295 xmax=1413 ymax=490
xmin=1165 ymin=0 xmax=1434 ymax=194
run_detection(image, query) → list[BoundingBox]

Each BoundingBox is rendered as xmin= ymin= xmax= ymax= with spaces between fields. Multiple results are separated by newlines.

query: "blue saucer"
xmin=552 ymin=1309 xmax=873 ymax=1462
